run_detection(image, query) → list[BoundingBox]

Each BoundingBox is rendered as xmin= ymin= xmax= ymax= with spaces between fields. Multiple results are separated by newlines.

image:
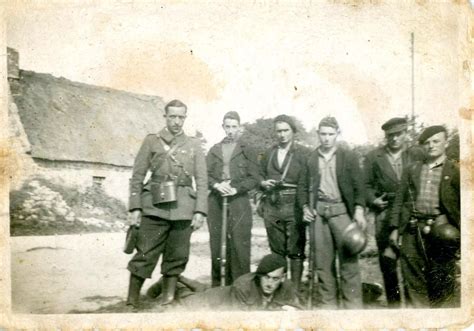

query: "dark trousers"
xmin=208 ymin=194 xmax=252 ymax=287
xmin=374 ymin=209 xmax=401 ymax=307
xmin=263 ymin=197 xmax=306 ymax=259
xmin=400 ymin=227 xmax=459 ymax=308
xmin=127 ymin=216 xmax=192 ymax=279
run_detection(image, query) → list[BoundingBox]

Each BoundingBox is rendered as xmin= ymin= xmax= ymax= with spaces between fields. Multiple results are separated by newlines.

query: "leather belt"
xmin=316 ymin=201 xmax=347 ymax=219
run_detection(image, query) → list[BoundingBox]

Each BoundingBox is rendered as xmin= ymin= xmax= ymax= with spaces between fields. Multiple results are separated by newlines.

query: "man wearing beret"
xmin=364 ymin=117 xmax=424 ymax=307
xmin=206 ymin=111 xmax=259 ymax=286
xmin=390 ymin=125 xmax=460 ymax=308
xmin=259 ymin=115 xmax=310 ymax=293
xmin=180 ymin=253 xmax=301 ymax=311
xmin=299 ymin=116 xmax=367 ymax=309
xmin=125 ymin=99 xmax=208 ymax=309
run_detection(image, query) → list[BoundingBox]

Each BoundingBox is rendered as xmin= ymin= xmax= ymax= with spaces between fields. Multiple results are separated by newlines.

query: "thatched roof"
xmin=12 ymin=70 xmax=165 ymax=167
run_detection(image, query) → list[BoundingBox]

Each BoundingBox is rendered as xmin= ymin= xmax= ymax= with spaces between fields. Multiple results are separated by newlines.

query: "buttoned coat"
xmin=297 ymin=147 xmax=365 ymax=217
xmin=364 ymin=146 xmax=424 ymax=209
xmin=128 ymin=128 xmax=208 ymax=220
xmin=389 ymin=159 xmax=460 ymax=234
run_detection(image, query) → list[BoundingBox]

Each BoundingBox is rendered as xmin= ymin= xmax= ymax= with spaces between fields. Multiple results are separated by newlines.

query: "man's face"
xmin=423 ymin=131 xmax=448 ymax=159
xmin=318 ymin=126 xmax=338 ymax=150
xmin=165 ymin=106 xmax=187 ymax=135
xmin=222 ymin=118 xmax=241 ymax=140
xmin=386 ymin=130 xmax=408 ymax=151
xmin=275 ymin=122 xmax=294 ymax=145
xmin=259 ymin=267 xmax=286 ymax=296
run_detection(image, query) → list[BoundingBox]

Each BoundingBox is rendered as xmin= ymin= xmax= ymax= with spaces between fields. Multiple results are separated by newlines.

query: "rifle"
xmin=220 ymin=196 xmax=229 ymax=287
xmin=307 ymin=177 xmax=316 ymax=309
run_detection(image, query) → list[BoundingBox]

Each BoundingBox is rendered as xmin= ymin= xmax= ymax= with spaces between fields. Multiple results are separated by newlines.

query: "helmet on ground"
xmin=342 ymin=223 xmax=368 ymax=256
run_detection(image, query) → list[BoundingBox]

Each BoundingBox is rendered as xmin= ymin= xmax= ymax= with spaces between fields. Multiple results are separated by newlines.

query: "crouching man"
xmin=180 ymin=253 xmax=301 ymax=311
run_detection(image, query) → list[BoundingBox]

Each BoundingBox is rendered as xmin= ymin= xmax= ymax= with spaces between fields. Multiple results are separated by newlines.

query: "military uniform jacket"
xmin=207 ymin=139 xmax=259 ymax=195
xmin=297 ymin=147 xmax=365 ymax=217
xmin=128 ymin=128 xmax=208 ymax=220
xmin=364 ymin=146 xmax=424 ymax=210
xmin=389 ymin=159 xmax=460 ymax=234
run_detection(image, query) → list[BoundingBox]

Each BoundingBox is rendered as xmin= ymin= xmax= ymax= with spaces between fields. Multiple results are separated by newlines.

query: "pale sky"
xmin=6 ymin=2 xmax=468 ymax=147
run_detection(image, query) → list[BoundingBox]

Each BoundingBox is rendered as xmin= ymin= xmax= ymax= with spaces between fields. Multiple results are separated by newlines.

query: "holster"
xmin=151 ymin=179 xmax=178 ymax=205
xmin=124 ymin=224 xmax=140 ymax=254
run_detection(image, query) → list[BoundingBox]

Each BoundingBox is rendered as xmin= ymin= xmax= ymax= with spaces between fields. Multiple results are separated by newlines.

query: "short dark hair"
xmin=318 ymin=116 xmax=339 ymax=131
xmin=223 ymin=111 xmax=241 ymax=124
xmin=165 ymin=99 xmax=187 ymax=113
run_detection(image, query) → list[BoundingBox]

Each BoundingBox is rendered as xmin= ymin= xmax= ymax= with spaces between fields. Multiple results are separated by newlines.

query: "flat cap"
xmin=318 ymin=116 xmax=339 ymax=130
xmin=274 ymin=114 xmax=297 ymax=132
xmin=418 ymin=125 xmax=447 ymax=144
xmin=256 ymin=253 xmax=288 ymax=275
xmin=381 ymin=117 xmax=407 ymax=134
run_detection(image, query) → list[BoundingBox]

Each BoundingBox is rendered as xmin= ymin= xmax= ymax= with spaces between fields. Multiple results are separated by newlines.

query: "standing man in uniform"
xmin=364 ymin=117 xmax=423 ymax=307
xmin=126 ymin=99 xmax=208 ymax=308
xmin=259 ymin=114 xmax=310 ymax=293
xmin=206 ymin=111 xmax=259 ymax=287
xmin=390 ymin=126 xmax=460 ymax=308
xmin=299 ymin=116 xmax=366 ymax=309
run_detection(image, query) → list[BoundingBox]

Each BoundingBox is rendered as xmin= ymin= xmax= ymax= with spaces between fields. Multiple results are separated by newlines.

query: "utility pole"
xmin=410 ymin=32 xmax=415 ymax=138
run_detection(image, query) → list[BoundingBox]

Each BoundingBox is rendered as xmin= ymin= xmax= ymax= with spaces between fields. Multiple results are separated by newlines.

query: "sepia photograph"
xmin=0 ymin=1 xmax=472 ymax=329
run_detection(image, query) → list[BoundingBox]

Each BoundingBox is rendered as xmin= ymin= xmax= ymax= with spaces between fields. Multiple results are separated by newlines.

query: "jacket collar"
xmin=159 ymin=127 xmax=184 ymax=144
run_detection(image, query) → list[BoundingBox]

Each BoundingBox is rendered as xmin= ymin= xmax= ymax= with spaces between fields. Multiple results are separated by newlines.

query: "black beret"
xmin=223 ymin=111 xmax=241 ymax=123
xmin=381 ymin=117 xmax=407 ymax=134
xmin=256 ymin=253 xmax=288 ymax=275
xmin=418 ymin=125 xmax=447 ymax=144
xmin=318 ymin=116 xmax=339 ymax=130
xmin=274 ymin=114 xmax=297 ymax=132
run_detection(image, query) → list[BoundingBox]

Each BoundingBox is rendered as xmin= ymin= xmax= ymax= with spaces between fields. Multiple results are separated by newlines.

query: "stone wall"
xmin=32 ymin=159 xmax=132 ymax=204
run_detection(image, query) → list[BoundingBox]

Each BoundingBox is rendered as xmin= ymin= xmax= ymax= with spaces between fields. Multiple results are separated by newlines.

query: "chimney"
xmin=7 ymin=47 xmax=20 ymax=96
xmin=7 ymin=47 xmax=19 ymax=79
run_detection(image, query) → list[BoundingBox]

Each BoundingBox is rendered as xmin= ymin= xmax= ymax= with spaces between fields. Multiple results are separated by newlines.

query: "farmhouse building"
xmin=7 ymin=47 xmax=166 ymax=203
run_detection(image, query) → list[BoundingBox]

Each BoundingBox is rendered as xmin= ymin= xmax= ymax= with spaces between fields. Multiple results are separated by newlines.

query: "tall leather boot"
xmin=159 ymin=275 xmax=178 ymax=306
xmin=290 ymin=258 xmax=304 ymax=292
xmin=126 ymin=273 xmax=145 ymax=308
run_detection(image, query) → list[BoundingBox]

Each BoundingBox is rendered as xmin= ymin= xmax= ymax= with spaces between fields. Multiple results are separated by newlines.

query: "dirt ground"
xmin=11 ymin=220 xmax=386 ymax=314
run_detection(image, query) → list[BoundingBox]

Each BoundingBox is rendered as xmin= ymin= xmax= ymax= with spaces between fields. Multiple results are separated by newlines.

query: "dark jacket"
xmin=364 ymin=146 xmax=424 ymax=209
xmin=389 ymin=159 xmax=460 ymax=234
xmin=297 ymin=147 xmax=365 ymax=217
xmin=182 ymin=273 xmax=300 ymax=311
xmin=207 ymin=139 xmax=259 ymax=195
xmin=128 ymin=128 xmax=208 ymax=220
xmin=259 ymin=142 xmax=311 ymax=186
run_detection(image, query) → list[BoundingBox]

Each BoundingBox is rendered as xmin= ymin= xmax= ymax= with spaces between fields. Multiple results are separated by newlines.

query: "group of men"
xmin=124 ymin=99 xmax=460 ymax=311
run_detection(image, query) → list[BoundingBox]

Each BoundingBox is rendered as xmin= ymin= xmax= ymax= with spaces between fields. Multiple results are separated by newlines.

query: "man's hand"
xmin=372 ymin=193 xmax=388 ymax=209
xmin=389 ymin=229 xmax=399 ymax=248
xmin=353 ymin=206 xmax=367 ymax=231
xmin=191 ymin=212 xmax=206 ymax=231
xmin=302 ymin=205 xmax=315 ymax=223
xmin=261 ymin=179 xmax=277 ymax=191
xmin=128 ymin=209 xmax=142 ymax=225
xmin=214 ymin=182 xmax=234 ymax=196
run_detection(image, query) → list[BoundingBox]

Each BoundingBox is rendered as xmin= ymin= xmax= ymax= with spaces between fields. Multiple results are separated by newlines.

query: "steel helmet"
xmin=342 ymin=222 xmax=368 ymax=256
xmin=431 ymin=223 xmax=460 ymax=247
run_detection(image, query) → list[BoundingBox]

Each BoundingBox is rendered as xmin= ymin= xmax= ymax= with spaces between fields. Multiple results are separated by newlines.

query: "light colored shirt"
xmin=222 ymin=142 xmax=236 ymax=180
xmin=385 ymin=148 xmax=403 ymax=180
xmin=317 ymin=148 xmax=342 ymax=202
xmin=415 ymin=157 xmax=445 ymax=215
xmin=277 ymin=143 xmax=291 ymax=168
